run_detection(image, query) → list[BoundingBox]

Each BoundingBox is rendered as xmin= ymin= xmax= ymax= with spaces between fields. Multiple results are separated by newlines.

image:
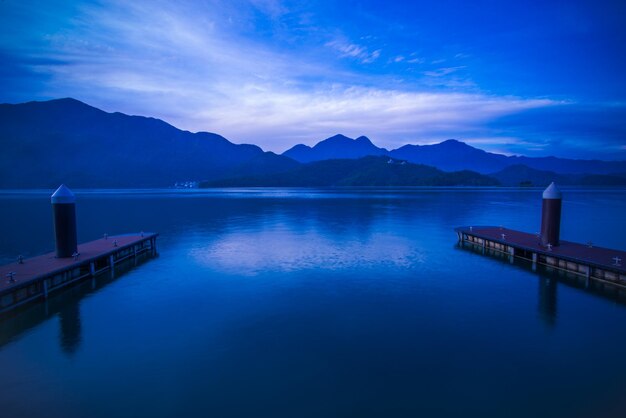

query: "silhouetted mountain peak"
xmin=288 ymin=144 xmax=312 ymax=151
xmin=314 ymin=134 xmax=353 ymax=147
xmin=54 ymin=97 xmax=85 ymax=104
xmin=2 ymin=97 xmax=97 ymax=114
xmin=424 ymin=140 xmax=487 ymax=156
xmin=439 ymin=139 xmax=473 ymax=148
xmin=281 ymin=143 xmax=314 ymax=162
xmin=33 ymin=97 xmax=83 ymax=106
xmin=283 ymin=133 xmax=386 ymax=163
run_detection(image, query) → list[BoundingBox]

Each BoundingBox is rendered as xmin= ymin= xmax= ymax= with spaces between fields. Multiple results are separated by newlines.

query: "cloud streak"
xmin=326 ymin=38 xmax=381 ymax=64
xmin=201 ymin=87 xmax=559 ymax=152
xmin=423 ymin=66 xmax=465 ymax=77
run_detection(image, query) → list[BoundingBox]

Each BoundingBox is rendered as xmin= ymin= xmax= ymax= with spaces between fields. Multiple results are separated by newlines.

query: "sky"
xmin=1 ymin=0 xmax=625 ymax=159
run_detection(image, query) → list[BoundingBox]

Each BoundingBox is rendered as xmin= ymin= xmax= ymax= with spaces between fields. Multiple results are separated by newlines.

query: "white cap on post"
xmin=542 ymin=182 xmax=562 ymax=199
xmin=51 ymin=184 xmax=76 ymax=204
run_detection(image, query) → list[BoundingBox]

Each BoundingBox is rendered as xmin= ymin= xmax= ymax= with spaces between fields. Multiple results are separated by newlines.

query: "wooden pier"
xmin=455 ymin=226 xmax=626 ymax=288
xmin=0 ymin=233 xmax=158 ymax=313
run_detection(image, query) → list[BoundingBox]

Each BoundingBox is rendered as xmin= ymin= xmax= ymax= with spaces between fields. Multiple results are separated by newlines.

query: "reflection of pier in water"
xmin=456 ymin=239 xmax=626 ymax=312
xmin=537 ymin=276 xmax=557 ymax=327
xmin=59 ymin=301 xmax=81 ymax=355
xmin=0 ymin=252 xmax=153 ymax=355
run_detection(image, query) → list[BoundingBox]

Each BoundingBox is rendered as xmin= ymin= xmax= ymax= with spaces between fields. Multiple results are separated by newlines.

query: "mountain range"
xmin=1 ymin=98 xmax=625 ymax=188
xmin=285 ymin=134 xmax=626 ymax=175
xmin=0 ymin=98 xmax=278 ymax=187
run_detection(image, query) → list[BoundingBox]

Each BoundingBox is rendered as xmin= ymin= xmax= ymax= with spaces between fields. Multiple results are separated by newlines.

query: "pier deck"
xmin=1 ymin=233 xmax=158 ymax=313
xmin=455 ymin=226 xmax=626 ymax=286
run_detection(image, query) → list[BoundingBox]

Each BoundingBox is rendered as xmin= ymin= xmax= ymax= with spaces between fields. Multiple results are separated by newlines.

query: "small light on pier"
xmin=72 ymin=252 xmax=80 ymax=261
xmin=501 ymin=233 xmax=506 ymax=240
xmin=113 ymin=240 xmax=118 ymax=247
xmin=17 ymin=255 xmax=24 ymax=264
xmin=6 ymin=272 xmax=16 ymax=283
xmin=613 ymin=256 xmax=622 ymax=266
xmin=469 ymin=226 xmax=473 ymax=231
xmin=546 ymin=243 xmax=553 ymax=251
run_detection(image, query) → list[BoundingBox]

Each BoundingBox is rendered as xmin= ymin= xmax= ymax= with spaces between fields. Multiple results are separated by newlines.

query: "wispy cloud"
xmin=0 ymin=0 xmax=569 ymax=154
xmin=423 ymin=66 xmax=465 ymax=77
xmin=51 ymin=2 xmax=560 ymax=151
xmin=325 ymin=38 xmax=381 ymax=64
xmin=197 ymin=86 xmax=559 ymax=152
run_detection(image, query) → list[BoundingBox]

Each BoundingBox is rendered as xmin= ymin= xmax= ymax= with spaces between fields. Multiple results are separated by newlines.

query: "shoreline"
xmin=2 ymin=185 xmax=626 ymax=194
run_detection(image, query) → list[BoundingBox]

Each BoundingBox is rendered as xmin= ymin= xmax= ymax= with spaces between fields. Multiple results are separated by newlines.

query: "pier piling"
xmin=51 ymin=185 xmax=78 ymax=258
xmin=540 ymin=182 xmax=562 ymax=247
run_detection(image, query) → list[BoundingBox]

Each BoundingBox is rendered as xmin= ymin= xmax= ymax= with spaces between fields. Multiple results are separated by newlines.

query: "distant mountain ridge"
xmin=283 ymin=134 xmax=387 ymax=163
xmin=284 ymin=136 xmax=626 ymax=175
xmin=1 ymin=98 xmax=625 ymax=188
xmin=0 ymin=98 xmax=278 ymax=187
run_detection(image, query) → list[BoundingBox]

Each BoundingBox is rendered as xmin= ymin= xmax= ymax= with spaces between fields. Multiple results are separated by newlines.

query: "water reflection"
xmin=0 ymin=189 xmax=510 ymax=264
xmin=456 ymin=240 xmax=626 ymax=314
xmin=537 ymin=277 xmax=558 ymax=327
xmin=58 ymin=302 xmax=82 ymax=355
xmin=1 ymin=190 xmax=626 ymax=418
xmin=0 ymin=253 xmax=153 ymax=351
xmin=191 ymin=227 xmax=426 ymax=275
xmin=0 ymin=285 xmax=86 ymax=352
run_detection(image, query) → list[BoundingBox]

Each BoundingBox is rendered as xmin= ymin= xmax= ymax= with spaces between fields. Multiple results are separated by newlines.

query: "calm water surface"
xmin=0 ymin=188 xmax=625 ymax=418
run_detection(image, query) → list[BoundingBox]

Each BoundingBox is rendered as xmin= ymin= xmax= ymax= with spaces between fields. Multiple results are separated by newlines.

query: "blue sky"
xmin=1 ymin=0 xmax=625 ymax=158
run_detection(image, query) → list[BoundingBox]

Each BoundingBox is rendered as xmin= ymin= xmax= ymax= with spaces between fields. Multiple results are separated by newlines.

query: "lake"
xmin=1 ymin=188 xmax=625 ymax=418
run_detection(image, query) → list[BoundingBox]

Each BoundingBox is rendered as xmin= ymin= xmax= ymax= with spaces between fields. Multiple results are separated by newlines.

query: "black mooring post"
xmin=540 ymin=182 xmax=562 ymax=247
xmin=51 ymin=184 xmax=78 ymax=258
